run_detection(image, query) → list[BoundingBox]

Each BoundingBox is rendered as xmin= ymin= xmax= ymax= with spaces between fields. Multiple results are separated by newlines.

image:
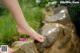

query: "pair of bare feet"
xmin=4 ymin=27 xmax=45 ymax=53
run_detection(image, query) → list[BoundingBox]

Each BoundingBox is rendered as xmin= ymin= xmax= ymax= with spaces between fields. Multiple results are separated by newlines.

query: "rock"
xmin=35 ymin=6 xmax=80 ymax=53
xmin=35 ymin=24 xmax=64 ymax=53
xmin=12 ymin=38 xmax=39 ymax=53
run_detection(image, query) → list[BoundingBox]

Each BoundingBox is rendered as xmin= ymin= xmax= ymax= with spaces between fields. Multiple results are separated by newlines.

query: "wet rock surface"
xmin=35 ymin=6 xmax=80 ymax=53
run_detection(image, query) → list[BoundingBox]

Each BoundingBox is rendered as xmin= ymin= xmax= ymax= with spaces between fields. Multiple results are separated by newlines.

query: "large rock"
xmin=35 ymin=6 xmax=80 ymax=53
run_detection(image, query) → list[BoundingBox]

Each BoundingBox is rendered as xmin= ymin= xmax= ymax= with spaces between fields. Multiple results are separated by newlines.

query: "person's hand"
xmin=17 ymin=26 xmax=45 ymax=42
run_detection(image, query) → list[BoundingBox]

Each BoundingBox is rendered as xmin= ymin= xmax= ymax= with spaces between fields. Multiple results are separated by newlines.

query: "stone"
xmin=12 ymin=38 xmax=39 ymax=53
xmin=35 ymin=6 xmax=80 ymax=53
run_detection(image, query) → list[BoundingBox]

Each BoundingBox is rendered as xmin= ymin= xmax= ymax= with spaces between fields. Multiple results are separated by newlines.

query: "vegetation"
xmin=0 ymin=0 xmax=44 ymax=45
xmin=0 ymin=0 xmax=80 ymax=45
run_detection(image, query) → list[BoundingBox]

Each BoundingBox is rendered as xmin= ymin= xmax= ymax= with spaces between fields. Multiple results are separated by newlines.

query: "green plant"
xmin=0 ymin=0 xmax=43 ymax=45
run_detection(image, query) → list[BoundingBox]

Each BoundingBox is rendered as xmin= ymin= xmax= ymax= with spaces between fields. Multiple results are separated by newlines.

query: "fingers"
xmin=38 ymin=35 xmax=45 ymax=42
xmin=33 ymin=34 xmax=45 ymax=42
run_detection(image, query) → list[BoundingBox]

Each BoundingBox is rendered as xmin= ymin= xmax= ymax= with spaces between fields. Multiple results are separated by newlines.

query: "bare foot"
xmin=17 ymin=26 xmax=45 ymax=42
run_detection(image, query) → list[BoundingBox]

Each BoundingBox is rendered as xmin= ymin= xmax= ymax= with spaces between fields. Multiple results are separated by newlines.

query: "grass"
xmin=0 ymin=0 xmax=43 ymax=45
